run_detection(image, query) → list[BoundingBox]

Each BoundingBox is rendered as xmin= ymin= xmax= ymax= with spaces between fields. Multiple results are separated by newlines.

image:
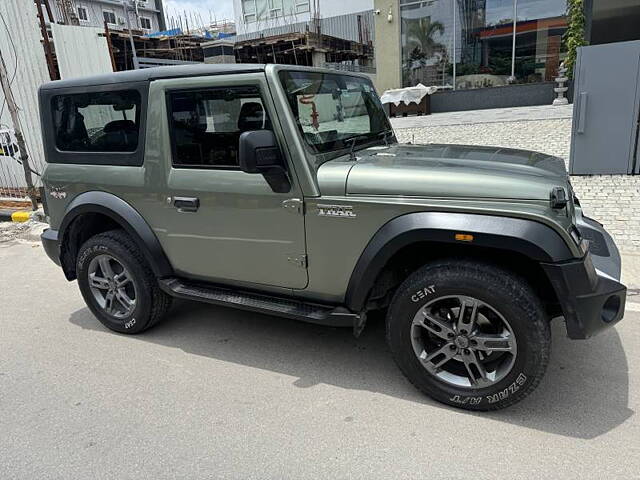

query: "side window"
xmin=77 ymin=7 xmax=88 ymax=22
xmin=51 ymin=90 xmax=141 ymax=153
xmin=167 ymin=86 xmax=271 ymax=169
xmin=103 ymin=10 xmax=116 ymax=25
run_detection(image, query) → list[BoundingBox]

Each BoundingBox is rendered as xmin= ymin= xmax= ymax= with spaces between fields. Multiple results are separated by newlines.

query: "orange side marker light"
xmin=455 ymin=233 xmax=474 ymax=242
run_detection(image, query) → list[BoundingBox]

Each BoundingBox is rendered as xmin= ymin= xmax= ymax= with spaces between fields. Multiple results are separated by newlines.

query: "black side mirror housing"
xmin=238 ymin=130 xmax=290 ymax=193
xmin=238 ymin=130 xmax=284 ymax=174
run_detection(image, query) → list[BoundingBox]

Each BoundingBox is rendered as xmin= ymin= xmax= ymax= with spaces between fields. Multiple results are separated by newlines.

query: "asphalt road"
xmin=1 ymin=241 xmax=639 ymax=479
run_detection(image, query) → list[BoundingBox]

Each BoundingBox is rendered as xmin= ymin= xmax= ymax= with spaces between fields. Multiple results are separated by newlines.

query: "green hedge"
xmin=564 ymin=0 xmax=587 ymax=78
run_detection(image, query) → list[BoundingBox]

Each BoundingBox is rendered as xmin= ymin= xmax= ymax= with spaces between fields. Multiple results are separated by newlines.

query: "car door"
xmin=148 ymin=73 xmax=307 ymax=289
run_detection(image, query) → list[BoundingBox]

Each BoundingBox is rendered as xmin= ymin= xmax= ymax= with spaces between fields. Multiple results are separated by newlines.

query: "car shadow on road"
xmin=69 ymin=300 xmax=634 ymax=439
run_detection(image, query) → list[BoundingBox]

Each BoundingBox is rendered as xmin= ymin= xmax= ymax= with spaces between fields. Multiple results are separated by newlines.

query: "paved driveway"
xmin=1 ymin=241 xmax=638 ymax=479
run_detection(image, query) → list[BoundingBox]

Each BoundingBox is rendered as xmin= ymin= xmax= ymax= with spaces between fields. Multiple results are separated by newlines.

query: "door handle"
xmin=173 ymin=196 xmax=199 ymax=212
xmin=577 ymin=92 xmax=588 ymax=134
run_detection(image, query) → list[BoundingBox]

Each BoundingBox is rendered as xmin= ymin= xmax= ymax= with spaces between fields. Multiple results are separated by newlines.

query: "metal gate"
xmin=569 ymin=41 xmax=640 ymax=174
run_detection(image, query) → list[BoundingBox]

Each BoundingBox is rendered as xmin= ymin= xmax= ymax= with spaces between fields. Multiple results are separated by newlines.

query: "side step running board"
xmin=159 ymin=278 xmax=358 ymax=328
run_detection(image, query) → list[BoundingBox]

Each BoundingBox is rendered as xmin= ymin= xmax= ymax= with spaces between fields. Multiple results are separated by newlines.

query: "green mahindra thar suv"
xmin=39 ymin=64 xmax=626 ymax=410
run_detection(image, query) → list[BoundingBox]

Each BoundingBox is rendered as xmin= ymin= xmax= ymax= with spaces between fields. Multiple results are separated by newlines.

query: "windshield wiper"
xmin=346 ymin=134 xmax=373 ymax=160
xmin=345 ymin=129 xmax=395 ymax=160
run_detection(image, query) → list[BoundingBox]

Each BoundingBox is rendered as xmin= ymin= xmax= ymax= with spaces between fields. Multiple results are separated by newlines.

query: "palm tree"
xmin=402 ymin=18 xmax=446 ymax=86
xmin=405 ymin=18 xmax=446 ymax=63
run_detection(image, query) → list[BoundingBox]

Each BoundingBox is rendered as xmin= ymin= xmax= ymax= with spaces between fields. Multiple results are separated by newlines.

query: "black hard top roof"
xmin=40 ymin=63 xmax=266 ymax=90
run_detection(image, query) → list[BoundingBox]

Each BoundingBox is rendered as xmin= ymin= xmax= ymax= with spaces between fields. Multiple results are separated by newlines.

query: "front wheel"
xmin=386 ymin=260 xmax=551 ymax=410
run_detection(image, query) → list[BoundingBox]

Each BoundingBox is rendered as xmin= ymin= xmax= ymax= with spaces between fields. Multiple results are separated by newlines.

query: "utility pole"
xmin=452 ymin=0 xmax=456 ymax=90
xmin=0 ymin=47 xmax=38 ymax=210
xmin=510 ymin=0 xmax=518 ymax=82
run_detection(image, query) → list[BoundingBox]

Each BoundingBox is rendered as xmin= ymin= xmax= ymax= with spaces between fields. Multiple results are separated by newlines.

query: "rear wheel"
xmin=386 ymin=260 xmax=550 ymax=410
xmin=76 ymin=230 xmax=172 ymax=334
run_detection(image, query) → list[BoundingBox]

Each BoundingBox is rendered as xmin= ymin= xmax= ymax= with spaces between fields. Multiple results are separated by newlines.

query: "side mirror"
xmin=238 ymin=130 xmax=284 ymax=174
xmin=238 ymin=130 xmax=290 ymax=193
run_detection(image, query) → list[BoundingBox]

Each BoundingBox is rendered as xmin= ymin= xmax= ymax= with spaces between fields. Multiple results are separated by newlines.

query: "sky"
xmin=163 ymin=0 xmax=235 ymax=27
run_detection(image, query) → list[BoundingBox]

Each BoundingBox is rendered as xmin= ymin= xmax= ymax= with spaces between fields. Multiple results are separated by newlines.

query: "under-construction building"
xmin=231 ymin=0 xmax=376 ymax=72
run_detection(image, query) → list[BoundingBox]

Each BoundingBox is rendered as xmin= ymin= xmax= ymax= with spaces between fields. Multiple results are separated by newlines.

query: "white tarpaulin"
xmin=380 ymin=84 xmax=438 ymax=106
xmin=51 ymin=24 xmax=113 ymax=80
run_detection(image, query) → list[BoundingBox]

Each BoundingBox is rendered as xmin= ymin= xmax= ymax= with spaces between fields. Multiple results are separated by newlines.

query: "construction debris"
xmin=0 ymin=218 xmax=46 ymax=243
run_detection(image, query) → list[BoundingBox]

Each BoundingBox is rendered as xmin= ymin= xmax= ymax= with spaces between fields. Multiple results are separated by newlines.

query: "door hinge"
xmin=282 ymin=198 xmax=304 ymax=215
xmin=287 ymin=254 xmax=307 ymax=268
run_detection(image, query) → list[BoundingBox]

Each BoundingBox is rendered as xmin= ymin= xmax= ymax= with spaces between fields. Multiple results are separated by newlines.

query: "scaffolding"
xmin=234 ymin=31 xmax=374 ymax=69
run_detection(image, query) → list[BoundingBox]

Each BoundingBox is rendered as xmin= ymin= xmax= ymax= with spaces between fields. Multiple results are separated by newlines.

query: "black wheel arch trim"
xmin=58 ymin=191 xmax=173 ymax=279
xmin=345 ymin=211 xmax=575 ymax=312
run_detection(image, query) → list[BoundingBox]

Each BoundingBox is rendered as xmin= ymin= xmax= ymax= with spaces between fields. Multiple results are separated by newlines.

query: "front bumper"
xmin=41 ymin=228 xmax=61 ymax=266
xmin=542 ymin=216 xmax=626 ymax=339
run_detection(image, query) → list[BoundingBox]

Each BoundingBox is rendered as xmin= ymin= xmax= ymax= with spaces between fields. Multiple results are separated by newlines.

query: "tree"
xmin=405 ymin=18 xmax=446 ymax=63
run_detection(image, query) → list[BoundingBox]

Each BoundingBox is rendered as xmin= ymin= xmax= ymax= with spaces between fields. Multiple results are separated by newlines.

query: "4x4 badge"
xmin=317 ymin=204 xmax=356 ymax=218
xmin=49 ymin=186 xmax=67 ymax=199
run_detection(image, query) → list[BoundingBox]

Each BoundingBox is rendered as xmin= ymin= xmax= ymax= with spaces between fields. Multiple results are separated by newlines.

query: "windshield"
xmin=279 ymin=70 xmax=392 ymax=154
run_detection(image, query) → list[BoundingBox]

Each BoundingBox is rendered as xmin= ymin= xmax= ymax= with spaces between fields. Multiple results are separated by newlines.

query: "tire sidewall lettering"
xmin=448 ymin=373 xmax=528 ymax=406
xmin=77 ymin=244 xmax=109 ymax=270
xmin=411 ymin=284 xmax=436 ymax=303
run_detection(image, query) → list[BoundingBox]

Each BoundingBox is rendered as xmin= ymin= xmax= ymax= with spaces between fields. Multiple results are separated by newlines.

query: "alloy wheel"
xmin=87 ymin=254 xmax=137 ymax=319
xmin=410 ymin=295 xmax=517 ymax=388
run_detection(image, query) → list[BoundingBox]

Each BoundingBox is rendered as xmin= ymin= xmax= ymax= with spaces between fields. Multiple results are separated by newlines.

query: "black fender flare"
xmin=59 ymin=191 xmax=173 ymax=278
xmin=344 ymin=211 xmax=575 ymax=312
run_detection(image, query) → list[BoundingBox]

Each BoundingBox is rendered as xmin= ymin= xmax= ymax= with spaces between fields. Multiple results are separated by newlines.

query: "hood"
xmin=341 ymin=143 xmax=569 ymax=201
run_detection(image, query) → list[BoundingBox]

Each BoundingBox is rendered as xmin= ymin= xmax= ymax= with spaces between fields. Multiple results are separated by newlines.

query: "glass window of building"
xmin=242 ymin=0 xmax=311 ymax=23
xmin=590 ymin=0 xmax=640 ymax=45
xmin=400 ymin=0 xmax=568 ymax=90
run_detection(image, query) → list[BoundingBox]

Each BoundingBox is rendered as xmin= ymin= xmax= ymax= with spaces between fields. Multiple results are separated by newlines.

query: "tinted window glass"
xmin=51 ymin=90 xmax=141 ymax=152
xmin=591 ymin=0 xmax=640 ymax=45
xmin=168 ymin=86 xmax=271 ymax=168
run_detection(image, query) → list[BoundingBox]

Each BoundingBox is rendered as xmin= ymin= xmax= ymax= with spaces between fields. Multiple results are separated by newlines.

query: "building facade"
xmin=233 ymin=0 xmax=374 ymax=40
xmin=46 ymin=0 xmax=166 ymax=33
xmin=587 ymin=0 xmax=640 ymax=45
xmin=375 ymin=0 xmax=569 ymax=94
